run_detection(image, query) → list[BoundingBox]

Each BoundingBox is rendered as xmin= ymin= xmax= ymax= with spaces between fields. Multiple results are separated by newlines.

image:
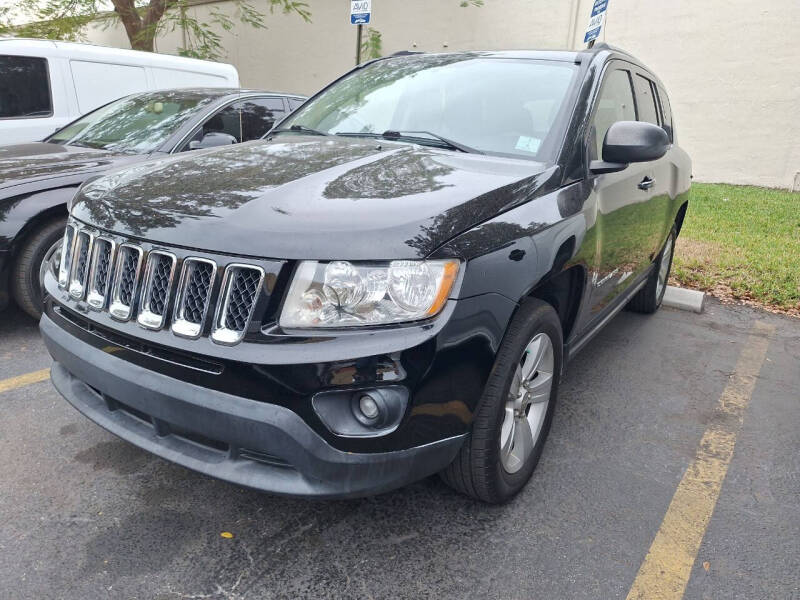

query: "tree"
xmin=0 ymin=0 xmax=311 ymax=60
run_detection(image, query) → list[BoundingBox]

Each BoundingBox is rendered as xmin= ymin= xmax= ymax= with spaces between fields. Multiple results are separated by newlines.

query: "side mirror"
xmin=590 ymin=121 xmax=670 ymax=174
xmin=189 ymin=131 xmax=238 ymax=150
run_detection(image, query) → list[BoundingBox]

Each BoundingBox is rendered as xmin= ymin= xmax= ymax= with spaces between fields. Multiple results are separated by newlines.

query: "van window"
xmin=151 ymin=67 xmax=226 ymax=89
xmin=591 ymin=69 xmax=636 ymax=160
xmin=634 ymin=74 xmax=660 ymax=126
xmin=70 ymin=60 xmax=148 ymax=113
xmin=0 ymin=55 xmax=53 ymax=119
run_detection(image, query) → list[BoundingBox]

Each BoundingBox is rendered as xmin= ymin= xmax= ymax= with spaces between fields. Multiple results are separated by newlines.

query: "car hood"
xmin=0 ymin=143 xmax=143 ymax=191
xmin=71 ymin=136 xmax=557 ymax=259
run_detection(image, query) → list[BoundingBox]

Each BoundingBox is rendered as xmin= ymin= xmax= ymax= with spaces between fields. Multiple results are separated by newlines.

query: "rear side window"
xmin=0 ymin=55 xmax=52 ymax=119
xmin=591 ymin=68 xmax=636 ymax=159
xmin=238 ymin=98 xmax=285 ymax=140
xmin=634 ymin=74 xmax=660 ymax=126
xmin=657 ymin=86 xmax=674 ymax=142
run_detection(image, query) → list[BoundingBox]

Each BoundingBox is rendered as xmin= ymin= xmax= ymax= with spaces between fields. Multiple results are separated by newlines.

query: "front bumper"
xmin=41 ymin=313 xmax=466 ymax=498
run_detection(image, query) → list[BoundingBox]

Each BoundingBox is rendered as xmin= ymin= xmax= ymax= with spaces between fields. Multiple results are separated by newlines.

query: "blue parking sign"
xmin=351 ymin=0 xmax=371 ymax=25
xmin=584 ymin=0 xmax=608 ymax=43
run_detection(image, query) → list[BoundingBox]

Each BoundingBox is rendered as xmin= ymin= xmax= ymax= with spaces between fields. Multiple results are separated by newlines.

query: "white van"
xmin=0 ymin=38 xmax=239 ymax=145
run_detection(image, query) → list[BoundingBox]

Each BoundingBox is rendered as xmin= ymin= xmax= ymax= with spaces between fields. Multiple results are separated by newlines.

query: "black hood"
xmin=71 ymin=136 xmax=556 ymax=259
xmin=0 ymin=143 xmax=144 ymax=192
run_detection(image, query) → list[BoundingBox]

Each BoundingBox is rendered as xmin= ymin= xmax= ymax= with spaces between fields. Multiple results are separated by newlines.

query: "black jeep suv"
xmin=41 ymin=45 xmax=691 ymax=503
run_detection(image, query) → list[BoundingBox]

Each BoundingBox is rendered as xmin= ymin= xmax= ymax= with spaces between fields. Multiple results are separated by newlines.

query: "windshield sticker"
xmin=515 ymin=136 xmax=541 ymax=153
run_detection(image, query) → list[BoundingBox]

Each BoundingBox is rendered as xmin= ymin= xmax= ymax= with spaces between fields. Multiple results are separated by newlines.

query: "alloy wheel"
xmin=500 ymin=332 xmax=554 ymax=473
xmin=655 ymin=235 xmax=674 ymax=300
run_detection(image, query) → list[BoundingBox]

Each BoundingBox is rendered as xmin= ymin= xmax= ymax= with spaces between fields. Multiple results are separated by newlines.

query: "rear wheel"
xmin=627 ymin=227 xmax=676 ymax=314
xmin=12 ymin=218 xmax=67 ymax=319
xmin=440 ymin=298 xmax=563 ymax=503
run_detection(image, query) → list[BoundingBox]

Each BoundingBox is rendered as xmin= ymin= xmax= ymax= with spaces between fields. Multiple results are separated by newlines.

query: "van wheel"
xmin=628 ymin=227 xmax=676 ymax=314
xmin=12 ymin=218 xmax=66 ymax=320
xmin=440 ymin=298 xmax=563 ymax=503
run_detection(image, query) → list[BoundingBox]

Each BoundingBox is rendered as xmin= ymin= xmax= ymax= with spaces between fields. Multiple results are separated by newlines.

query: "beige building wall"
xmin=86 ymin=0 xmax=800 ymax=189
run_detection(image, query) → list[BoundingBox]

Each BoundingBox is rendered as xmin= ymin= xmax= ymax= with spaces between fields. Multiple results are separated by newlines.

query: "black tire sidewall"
xmin=655 ymin=228 xmax=677 ymax=308
xmin=12 ymin=219 xmax=67 ymax=318
xmin=480 ymin=300 xmax=563 ymax=502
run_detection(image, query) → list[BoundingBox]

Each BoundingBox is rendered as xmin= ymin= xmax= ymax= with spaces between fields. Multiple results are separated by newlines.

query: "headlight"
xmin=279 ymin=259 xmax=460 ymax=328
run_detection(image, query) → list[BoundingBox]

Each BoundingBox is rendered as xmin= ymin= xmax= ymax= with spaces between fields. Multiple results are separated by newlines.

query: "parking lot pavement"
xmin=0 ymin=300 xmax=797 ymax=600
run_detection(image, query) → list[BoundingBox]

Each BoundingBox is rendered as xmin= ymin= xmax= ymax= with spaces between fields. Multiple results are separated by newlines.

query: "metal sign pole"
xmin=356 ymin=23 xmax=363 ymax=65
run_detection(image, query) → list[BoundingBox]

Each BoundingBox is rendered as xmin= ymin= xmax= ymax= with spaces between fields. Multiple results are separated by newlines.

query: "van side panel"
xmin=69 ymin=60 xmax=149 ymax=113
xmin=150 ymin=67 xmax=232 ymax=89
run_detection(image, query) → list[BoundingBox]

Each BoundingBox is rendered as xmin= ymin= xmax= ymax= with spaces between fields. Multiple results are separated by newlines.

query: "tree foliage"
xmin=0 ymin=0 xmax=311 ymax=60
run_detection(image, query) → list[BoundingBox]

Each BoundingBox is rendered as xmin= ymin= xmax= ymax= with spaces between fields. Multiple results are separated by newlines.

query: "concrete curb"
xmin=663 ymin=286 xmax=705 ymax=313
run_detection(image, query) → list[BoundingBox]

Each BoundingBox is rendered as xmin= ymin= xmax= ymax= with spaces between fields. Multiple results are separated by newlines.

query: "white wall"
xmin=85 ymin=0 xmax=800 ymax=189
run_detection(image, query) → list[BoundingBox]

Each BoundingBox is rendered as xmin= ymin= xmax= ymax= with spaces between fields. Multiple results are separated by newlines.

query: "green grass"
xmin=671 ymin=183 xmax=800 ymax=313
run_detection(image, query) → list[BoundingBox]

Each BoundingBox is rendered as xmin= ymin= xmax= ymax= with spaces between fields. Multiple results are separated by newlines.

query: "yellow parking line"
xmin=626 ymin=320 xmax=774 ymax=600
xmin=0 ymin=368 xmax=51 ymax=394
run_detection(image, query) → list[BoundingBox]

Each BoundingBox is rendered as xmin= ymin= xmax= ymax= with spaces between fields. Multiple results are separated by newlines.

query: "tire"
xmin=11 ymin=218 xmax=67 ymax=320
xmin=440 ymin=298 xmax=563 ymax=503
xmin=627 ymin=227 xmax=676 ymax=314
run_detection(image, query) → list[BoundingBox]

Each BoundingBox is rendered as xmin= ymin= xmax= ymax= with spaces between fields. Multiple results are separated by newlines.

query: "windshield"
xmin=280 ymin=55 xmax=578 ymax=160
xmin=47 ymin=91 xmax=216 ymax=153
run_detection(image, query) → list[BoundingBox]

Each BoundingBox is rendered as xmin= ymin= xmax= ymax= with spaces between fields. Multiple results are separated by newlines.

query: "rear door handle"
xmin=638 ymin=176 xmax=655 ymax=191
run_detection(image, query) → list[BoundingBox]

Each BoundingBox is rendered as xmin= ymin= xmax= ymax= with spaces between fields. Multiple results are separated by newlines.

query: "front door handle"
xmin=638 ymin=176 xmax=655 ymax=191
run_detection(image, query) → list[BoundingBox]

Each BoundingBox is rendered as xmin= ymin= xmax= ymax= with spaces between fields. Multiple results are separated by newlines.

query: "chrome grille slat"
xmin=86 ymin=237 xmax=115 ymax=310
xmin=172 ymin=258 xmax=216 ymax=339
xmin=109 ymin=244 xmax=143 ymax=321
xmin=211 ymin=265 xmax=265 ymax=345
xmin=57 ymin=224 xmax=77 ymax=289
xmin=68 ymin=230 xmax=93 ymax=299
xmin=137 ymin=251 xmax=177 ymax=330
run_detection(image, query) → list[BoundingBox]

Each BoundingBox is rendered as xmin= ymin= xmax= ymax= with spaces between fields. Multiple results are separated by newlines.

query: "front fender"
xmin=430 ymin=182 xmax=588 ymax=304
xmin=0 ymin=186 xmax=76 ymax=252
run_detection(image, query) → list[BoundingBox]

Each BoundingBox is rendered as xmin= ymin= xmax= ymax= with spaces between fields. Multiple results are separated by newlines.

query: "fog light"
xmin=312 ymin=387 xmax=409 ymax=438
xmin=358 ymin=394 xmax=380 ymax=420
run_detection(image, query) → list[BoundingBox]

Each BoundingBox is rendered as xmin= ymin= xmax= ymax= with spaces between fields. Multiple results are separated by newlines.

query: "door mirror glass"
xmin=188 ymin=131 xmax=238 ymax=150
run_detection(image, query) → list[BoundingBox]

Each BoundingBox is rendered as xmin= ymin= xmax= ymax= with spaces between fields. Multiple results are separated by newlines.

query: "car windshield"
xmin=279 ymin=54 xmax=578 ymax=160
xmin=47 ymin=91 xmax=216 ymax=154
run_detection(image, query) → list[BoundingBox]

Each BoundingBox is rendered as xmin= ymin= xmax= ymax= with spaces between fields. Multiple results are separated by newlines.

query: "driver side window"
xmin=181 ymin=104 xmax=241 ymax=151
xmin=590 ymin=69 xmax=636 ymax=160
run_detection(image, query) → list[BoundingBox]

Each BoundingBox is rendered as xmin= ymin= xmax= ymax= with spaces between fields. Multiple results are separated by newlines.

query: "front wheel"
xmin=12 ymin=218 xmax=67 ymax=320
xmin=440 ymin=298 xmax=563 ymax=503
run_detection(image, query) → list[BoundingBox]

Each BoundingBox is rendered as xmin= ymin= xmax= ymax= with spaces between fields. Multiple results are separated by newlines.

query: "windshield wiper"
xmin=381 ymin=130 xmax=482 ymax=154
xmin=269 ymin=124 xmax=330 ymax=137
xmin=336 ymin=130 xmax=480 ymax=154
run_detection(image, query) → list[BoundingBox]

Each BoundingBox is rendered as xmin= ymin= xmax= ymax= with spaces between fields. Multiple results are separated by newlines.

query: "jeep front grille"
xmin=211 ymin=265 xmax=265 ymax=345
xmin=172 ymin=258 xmax=216 ymax=339
xmin=137 ymin=251 xmax=176 ymax=330
xmin=54 ymin=222 xmax=277 ymax=345
xmin=109 ymin=244 xmax=143 ymax=321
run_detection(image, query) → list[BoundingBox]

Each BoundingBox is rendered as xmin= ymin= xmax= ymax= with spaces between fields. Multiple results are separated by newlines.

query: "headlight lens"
xmin=279 ymin=259 xmax=460 ymax=328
